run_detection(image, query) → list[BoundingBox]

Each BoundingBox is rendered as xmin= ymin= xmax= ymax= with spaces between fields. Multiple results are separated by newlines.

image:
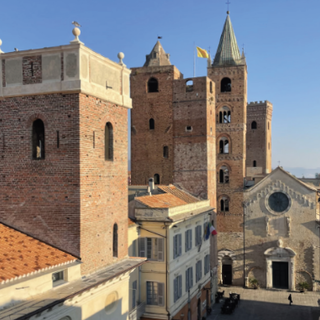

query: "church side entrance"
xmin=272 ymin=261 xmax=288 ymax=289
xmin=222 ymin=264 xmax=232 ymax=285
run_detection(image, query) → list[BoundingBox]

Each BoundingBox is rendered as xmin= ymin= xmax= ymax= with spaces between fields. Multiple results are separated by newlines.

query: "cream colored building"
xmin=129 ymin=183 xmax=215 ymax=320
xmin=218 ymin=167 xmax=320 ymax=291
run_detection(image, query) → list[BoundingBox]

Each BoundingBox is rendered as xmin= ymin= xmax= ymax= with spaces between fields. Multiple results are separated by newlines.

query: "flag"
xmin=210 ymin=223 xmax=217 ymax=236
xmin=196 ymin=46 xmax=209 ymax=58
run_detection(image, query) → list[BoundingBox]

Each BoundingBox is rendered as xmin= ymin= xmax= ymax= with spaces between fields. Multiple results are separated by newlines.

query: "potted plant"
xmin=298 ymin=282 xmax=309 ymax=293
xmin=249 ymin=278 xmax=260 ymax=289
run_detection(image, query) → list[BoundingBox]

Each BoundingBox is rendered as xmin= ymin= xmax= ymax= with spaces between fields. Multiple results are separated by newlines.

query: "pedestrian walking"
xmin=288 ymin=294 xmax=293 ymax=306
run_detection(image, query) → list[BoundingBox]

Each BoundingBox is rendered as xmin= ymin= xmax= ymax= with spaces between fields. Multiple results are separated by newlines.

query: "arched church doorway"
xmin=222 ymin=256 xmax=232 ymax=285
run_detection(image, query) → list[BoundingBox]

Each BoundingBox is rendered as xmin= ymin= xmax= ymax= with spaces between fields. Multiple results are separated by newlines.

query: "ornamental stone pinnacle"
xmin=70 ymin=27 xmax=84 ymax=45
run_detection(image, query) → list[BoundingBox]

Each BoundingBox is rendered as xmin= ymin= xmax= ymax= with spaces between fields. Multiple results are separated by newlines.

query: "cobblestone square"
xmin=208 ymin=287 xmax=320 ymax=320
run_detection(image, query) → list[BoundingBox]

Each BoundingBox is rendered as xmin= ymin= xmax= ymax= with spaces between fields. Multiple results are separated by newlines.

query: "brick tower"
xmin=246 ymin=100 xmax=273 ymax=176
xmin=207 ymin=12 xmax=248 ymax=285
xmin=0 ymin=38 xmax=132 ymax=274
xmin=130 ymin=41 xmax=183 ymax=185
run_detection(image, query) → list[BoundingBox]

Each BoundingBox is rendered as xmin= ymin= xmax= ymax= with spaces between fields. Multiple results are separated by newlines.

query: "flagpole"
xmin=193 ymin=42 xmax=196 ymax=77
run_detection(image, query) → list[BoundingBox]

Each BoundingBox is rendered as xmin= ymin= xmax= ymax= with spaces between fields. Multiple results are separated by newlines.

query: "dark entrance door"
xmin=272 ymin=261 xmax=288 ymax=289
xmin=197 ymin=298 xmax=201 ymax=320
xmin=222 ymin=264 xmax=232 ymax=285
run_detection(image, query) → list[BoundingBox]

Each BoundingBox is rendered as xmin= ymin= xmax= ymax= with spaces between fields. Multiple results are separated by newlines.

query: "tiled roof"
xmin=136 ymin=193 xmax=187 ymax=208
xmin=213 ymin=14 xmax=243 ymax=66
xmin=158 ymin=185 xmax=199 ymax=204
xmin=0 ymin=223 xmax=77 ymax=283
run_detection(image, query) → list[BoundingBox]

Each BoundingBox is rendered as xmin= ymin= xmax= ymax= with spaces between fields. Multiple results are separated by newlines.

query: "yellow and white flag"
xmin=196 ymin=46 xmax=209 ymax=58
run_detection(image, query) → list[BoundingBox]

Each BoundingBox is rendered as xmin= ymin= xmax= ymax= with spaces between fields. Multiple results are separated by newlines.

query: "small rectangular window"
xmin=163 ymin=146 xmax=169 ymax=158
xmin=52 ymin=270 xmax=64 ymax=287
xmin=57 ymin=131 xmax=60 ymax=148
xmin=173 ymin=234 xmax=182 ymax=259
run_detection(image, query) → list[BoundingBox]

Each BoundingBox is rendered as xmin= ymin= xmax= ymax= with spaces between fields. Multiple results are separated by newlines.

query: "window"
xmin=251 ymin=121 xmax=257 ymax=129
xmin=148 ymin=78 xmax=158 ymax=93
xmin=204 ymin=255 xmax=210 ymax=275
xmin=219 ymin=137 xmax=229 ymax=154
xmin=253 ymin=160 xmax=257 ymax=167
xmin=218 ymin=107 xmax=231 ymax=123
xmin=147 ymin=281 xmax=164 ymax=306
xmin=186 ymin=80 xmax=193 ymax=92
xmin=203 ymin=222 xmax=209 ymax=241
xmin=185 ymin=267 xmax=193 ymax=291
xmin=113 ymin=223 xmax=118 ymax=257
xmin=163 ymin=146 xmax=168 ymax=158
xmin=105 ymin=122 xmax=113 ymax=161
xmin=220 ymin=197 xmax=229 ymax=212
xmin=195 ymin=225 xmax=202 ymax=246
xmin=149 ymin=118 xmax=155 ymax=130
xmin=138 ymin=237 xmax=164 ymax=261
xmin=154 ymin=173 xmax=160 ymax=185
xmin=210 ymin=81 xmax=213 ymax=93
xmin=174 ymin=275 xmax=182 ymax=302
xmin=219 ymin=165 xmax=229 ymax=183
xmin=221 ymin=77 xmax=231 ymax=92
xmin=196 ymin=260 xmax=202 ymax=282
xmin=32 ymin=119 xmax=45 ymax=159
xmin=52 ymin=270 xmax=64 ymax=287
xmin=132 ymin=280 xmax=137 ymax=309
xmin=186 ymin=126 xmax=192 ymax=132
xmin=185 ymin=229 xmax=192 ymax=252
xmin=173 ymin=234 xmax=182 ymax=259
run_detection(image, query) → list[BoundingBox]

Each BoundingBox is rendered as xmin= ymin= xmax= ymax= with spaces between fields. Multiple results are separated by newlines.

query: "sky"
xmin=1 ymin=0 xmax=319 ymax=173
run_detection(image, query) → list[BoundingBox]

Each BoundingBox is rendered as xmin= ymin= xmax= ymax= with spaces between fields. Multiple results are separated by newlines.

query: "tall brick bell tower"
xmin=207 ymin=12 xmax=247 ymax=285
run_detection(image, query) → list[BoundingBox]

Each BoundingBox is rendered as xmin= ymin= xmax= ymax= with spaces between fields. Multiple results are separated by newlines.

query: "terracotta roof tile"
xmin=157 ymin=185 xmax=199 ymax=204
xmin=0 ymin=223 xmax=77 ymax=283
xmin=137 ymin=193 xmax=187 ymax=208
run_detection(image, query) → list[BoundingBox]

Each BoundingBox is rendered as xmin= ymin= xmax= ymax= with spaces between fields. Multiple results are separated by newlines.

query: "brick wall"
xmin=0 ymin=92 xmax=129 ymax=275
xmin=22 ymin=55 xmax=42 ymax=85
xmin=130 ymin=65 xmax=182 ymax=186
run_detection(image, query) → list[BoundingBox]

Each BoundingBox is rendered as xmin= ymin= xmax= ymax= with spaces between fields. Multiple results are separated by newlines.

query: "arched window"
xmin=221 ymin=78 xmax=231 ymax=92
xmin=218 ymin=107 xmax=231 ymax=123
xmin=163 ymin=146 xmax=168 ymax=158
xmin=113 ymin=223 xmax=118 ymax=258
xmin=220 ymin=197 xmax=229 ymax=212
xmin=251 ymin=121 xmax=257 ymax=129
xmin=219 ymin=166 xmax=229 ymax=183
xmin=253 ymin=160 xmax=257 ymax=167
xmin=149 ymin=118 xmax=155 ymax=130
xmin=105 ymin=122 xmax=113 ymax=161
xmin=32 ymin=119 xmax=45 ymax=159
xmin=210 ymin=81 xmax=213 ymax=94
xmin=148 ymin=78 xmax=158 ymax=93
xmin=186 ymin=80 xmax=193 ymax=92
xmin=219 ymin=137 xmax=229 ymax=154
xmin=154 ymin=174 xmax=160 ymax=185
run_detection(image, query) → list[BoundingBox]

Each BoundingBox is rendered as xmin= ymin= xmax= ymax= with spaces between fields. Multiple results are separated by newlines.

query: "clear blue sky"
xmin=1 ymin=0 xmax=319 ymax=170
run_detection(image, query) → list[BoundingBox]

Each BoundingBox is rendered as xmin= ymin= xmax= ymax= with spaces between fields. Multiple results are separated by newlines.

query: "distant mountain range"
xmin=282 ymin=167 xmax=320 ymax=178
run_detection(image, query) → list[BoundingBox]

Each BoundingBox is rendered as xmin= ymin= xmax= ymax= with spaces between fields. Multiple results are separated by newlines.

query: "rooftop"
xmin=143 ymin=41 xmax=171 ymax=67
xmin=0 ymin=223 xmax=77 ymax=284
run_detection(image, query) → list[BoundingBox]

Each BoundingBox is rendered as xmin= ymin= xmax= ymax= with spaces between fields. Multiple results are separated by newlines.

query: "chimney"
xmin=149 ymin=178 xmax=154 ymax=192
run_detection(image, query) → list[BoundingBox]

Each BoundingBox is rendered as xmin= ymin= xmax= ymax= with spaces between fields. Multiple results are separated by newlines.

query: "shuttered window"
xmin=196 ymin=260 xmax=202 ymax=282
xmin=173 ymin=234 xmax=182 ymax=259
xmin=138 ymin=237 xmax=164 ymax=261
xmin=132 ymin=280 xmax=137 ymax=309
xmin=147 ymin=282 xmax=164 ymax=306
xmin=174 ymin=275 xmax=182 ymax=302
xmin=185 ymin=267 xmax=193 ymax=292
xmin=195 ymin=225 xmax=202 ymax=246
xmin=185 ymin=229 xmax=192 ymax=252
xmin=204 ymin=254 xmax=210 ymax=275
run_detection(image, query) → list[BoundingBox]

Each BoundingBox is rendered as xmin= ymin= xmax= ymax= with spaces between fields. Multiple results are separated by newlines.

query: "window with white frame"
xmin=204 ymin=254 xmax=210 ymax=275
xmin=185 ymin=229 xmax=192 ymax=252
xmin=146 ymin=281 xmax=164 ymax=306
xmin=173 ymin=234 xmax=182 ymax=259
xmin=195 ymin=225 xmax=202 ymax=246
xmin=196 ymin=261 xmax=202 ymax=282
xmin=174 ymin=275 xmax=182 ymax=302
xmin=185 ymin=267 xmax=193 ymax=292
xmin=138 ymin=238 xmax=164 ymax=261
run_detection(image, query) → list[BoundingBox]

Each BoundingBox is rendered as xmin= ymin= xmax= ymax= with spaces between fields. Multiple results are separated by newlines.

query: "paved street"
xmin=208 ymin=286 xmax=320 ymax=320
